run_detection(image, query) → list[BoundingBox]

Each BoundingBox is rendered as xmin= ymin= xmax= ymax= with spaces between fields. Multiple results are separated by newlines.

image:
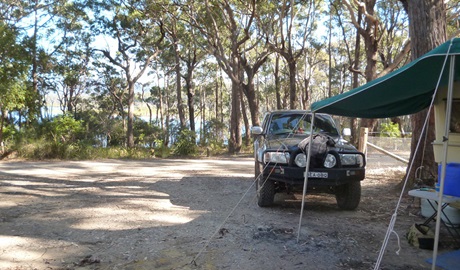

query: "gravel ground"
xmin=0 ymin=151 xmax=455 ymax=270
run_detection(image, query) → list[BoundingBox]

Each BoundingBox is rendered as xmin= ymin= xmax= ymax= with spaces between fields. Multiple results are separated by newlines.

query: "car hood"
xmin=266 ymin=136 xmax=307 ymax=150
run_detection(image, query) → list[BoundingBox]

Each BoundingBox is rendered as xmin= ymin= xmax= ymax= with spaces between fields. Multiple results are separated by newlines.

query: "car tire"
xmin=335 ymin=181 xmax=361 ymax=210
xmin=255 ymin=163 xmax=275 ymax=207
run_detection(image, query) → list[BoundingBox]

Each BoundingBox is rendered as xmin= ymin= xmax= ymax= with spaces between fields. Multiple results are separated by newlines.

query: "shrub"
xmin=173 ymin=129 xmax=197 ymax=156
xmin=380 ymin=122 xmax=401 ymax=137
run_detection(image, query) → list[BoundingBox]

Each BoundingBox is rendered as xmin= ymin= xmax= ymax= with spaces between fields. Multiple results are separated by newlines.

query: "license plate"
xmin=306 ymin=171 xmax=328 ymax=178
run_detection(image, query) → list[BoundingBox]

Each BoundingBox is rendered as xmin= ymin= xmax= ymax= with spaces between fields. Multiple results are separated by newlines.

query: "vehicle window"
xmin=268 ymin=113 xmax=339 ymax=136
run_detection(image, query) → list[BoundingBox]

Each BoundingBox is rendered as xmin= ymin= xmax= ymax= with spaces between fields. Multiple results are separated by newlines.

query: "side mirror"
xmin=342 ymin=128 xmax=351 ymax=137
xmin=251 ymin=126 xmax=263 ymax=135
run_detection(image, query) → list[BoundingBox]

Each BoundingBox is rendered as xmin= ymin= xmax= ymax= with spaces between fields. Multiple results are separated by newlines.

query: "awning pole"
xmin=297 ymin=113 xmax=316 ymax=242
xmin=432 ymin=55 xmax=455 ymax=270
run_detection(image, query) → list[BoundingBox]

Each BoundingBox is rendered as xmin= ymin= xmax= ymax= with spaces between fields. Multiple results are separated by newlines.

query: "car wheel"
xmin=335 ymin=181 xmax=361 ymax=210
xmin=255 ymin=164 xmax=275 ymax=207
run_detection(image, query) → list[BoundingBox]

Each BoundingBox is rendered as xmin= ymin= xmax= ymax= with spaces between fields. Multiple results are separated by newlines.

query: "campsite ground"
xmin=0 ymin=150 xmax=455 ymax=270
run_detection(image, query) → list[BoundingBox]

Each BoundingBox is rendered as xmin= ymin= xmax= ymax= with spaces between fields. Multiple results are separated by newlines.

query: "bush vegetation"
xmin=3 ymin=113 xmax=229 ymax=160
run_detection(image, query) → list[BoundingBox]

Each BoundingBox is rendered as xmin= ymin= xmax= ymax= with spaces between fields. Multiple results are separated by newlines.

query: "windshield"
xmin=268 ymin=113 xmax=339 ymax=137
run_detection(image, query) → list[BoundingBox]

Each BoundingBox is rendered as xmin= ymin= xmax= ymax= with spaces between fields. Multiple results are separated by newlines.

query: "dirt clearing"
xmin=0 ymin=152 xmax=453 ymax=270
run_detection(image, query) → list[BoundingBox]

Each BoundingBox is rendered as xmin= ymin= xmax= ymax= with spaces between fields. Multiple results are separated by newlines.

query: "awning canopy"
xmin=311 ymin=38 xmax=460 ymax=118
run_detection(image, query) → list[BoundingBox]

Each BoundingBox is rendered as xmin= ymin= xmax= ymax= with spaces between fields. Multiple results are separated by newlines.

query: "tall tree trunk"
xmin=30 ymin=0 xmax=40 ymax=122
xmin=67 ymin=86 xmax=74 ymax=114
xmin=159 ymin=90 xmax=163 ymax=130
xmin=220 ymin=80 xmax=224 ymax=139
xmin=174 ymin=41 xmax=186 ymax=129
xmin=239 ymin=51 xmax=268 ymax=127
xmin=288 ymin=60 xmax=297 ymax=109
xmin=202 ymin=87 xmax=206 ymax=145
xmin=0 ymin=109 xmax=4 ymax=151
xmin=350 ymin=7 xmax=362 ymax=147
xmin=164 ymin=89 xmax=170 ymax=147
xmin=141 ymin=87 xmax=153 ymax=126
xmin=127 ymin=81 xmax=135 ymax=147
xmin=215 ymin=80 xmax=219 ymax=120
xmin=185 ymin=74 xmax=195 ymax=133
xmin=359 ymin=26 xmax=379 ymax=133
xmin=215 ymin=79 xmax=219 ymax=139
xmin=275 ymin=55 xmax=282 ymax=110
xmin=302 ymin=77 xmax=310 ymax=110
xmin=242 ymin=82 xmax=260 ymax=127
xmin=229 ymin=82 xmax=242 ymax=154
xmin=240 ymin=92 xmax=250 ymax=146
xmin=402 ymin=0 xmax=447 ymax=186
xmin=328 ymin=1 xmax=333 ymax=98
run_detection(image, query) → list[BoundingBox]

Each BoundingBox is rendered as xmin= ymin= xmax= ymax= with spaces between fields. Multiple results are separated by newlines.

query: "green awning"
xmin=311 ymin=38 xmax=460 ymax=118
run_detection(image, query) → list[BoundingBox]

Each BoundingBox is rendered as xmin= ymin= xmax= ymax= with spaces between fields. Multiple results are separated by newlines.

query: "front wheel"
xmin=255 ymin=163 xmax=275 ymax=207
xmin=335 ymin=181 xmax=361 ymax=210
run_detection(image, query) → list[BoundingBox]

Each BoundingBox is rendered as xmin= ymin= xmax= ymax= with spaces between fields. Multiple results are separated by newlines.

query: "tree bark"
xmin=288 ymin=60 xmax=298 ymax=109
xmin=127 ymin=81 xmax=135 ymax=147
xmin=359 ymin=0 xmax=379 ymax=133
xmin=201 ymin=87 xmax=206 ymax=144
xmin=240 ymin=50 xmax=268 ymax=127
xmin=229 ymin=82 xmax=242 ymax=154
xmin=275 ymin=55 xmax=282 ymax=110
xmin=240 ymin=92 xmax=250 ymax=146
xmin=350 ymin=4 xmax=362 ymax=147
xmin=173 ymin=39 xmax=186 ymax=129
xmin=401 ymin=0 xmax=447 ymax=186
xmin=185 ymin=76 xmax=195 ymax=133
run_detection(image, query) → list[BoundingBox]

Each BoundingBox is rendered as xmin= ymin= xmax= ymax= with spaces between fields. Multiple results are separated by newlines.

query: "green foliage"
xmin=380 ymin=122 xmax=401 ymax=137
xmin=0 ymin=22 xmax=29 ymax=118
xmin=172 ymin=129 xmax=197 ymax=156
xmin=45 ymin=114 xmax=85 ymax=143
xmin=10 ymin=112 xmax=169 ymax=160
xmin=202 ymin=139 xmax=227 ymax=156
xmin=2 ymin=124 xmax=17 ymax=143
xmin=17 ymin=139 xmax=86 ymax=160
xmin=153 ymin=139 xmax=170 ymax=158
xmin=16 ymin=139 xmax=155 ymax=160
xmin=133 ymin=117 xmax=160 ymax=147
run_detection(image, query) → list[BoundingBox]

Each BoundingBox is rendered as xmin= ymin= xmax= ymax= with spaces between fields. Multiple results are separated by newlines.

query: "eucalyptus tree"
xmin=261 ymin=0 xmax=324 ymax=109
xmin=89 ymin=62 xmax=129 ymax=146
xmin=446 ymin=0 xmax=460 ymax=37
xmin=163 ymin=3 xmax=207 ymax=134
xmin=92 ymin=0 xmax=165 ymax=148
xmin=162 ymin=4 xmax=186 ymax=129
xmin=330 ymin=0 xmax=362 ymax=145
xmin=51 ymin=41 xmax=92 ymax=116
xmin=0 ymin=0 xmax=51 ymax=122
xmin=0 ymin=22 xmax=29 ymax=148
xmin=188 ymin=0 xmax=265 ymax=154
xmin=194 ymin=61 xmax=228 ymax=144
xmin=181 ymin=41 xmax=205 ymax=134
xmin=342 ymin=0 xmax=410 ymax=82
xmin=398 ymin=0 xmax=447 ymax=186
xmin=42 ymin=1 xmax=93 ymax=116
xmin=240 ymin=43 xmax=271 ymax=127
xmin=341 ymin=0 xmax=410 ymax=132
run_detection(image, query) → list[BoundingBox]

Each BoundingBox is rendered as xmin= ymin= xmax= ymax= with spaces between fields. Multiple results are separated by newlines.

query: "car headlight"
xmin=339 ymin=154 xmax=364 ymax=167
xmin=264 ymin=152 xmax=290 ymax=164
xmin=294 ymin=153 xmax=307 ymax=167
xmin=324 ymin=153 xmax=336 ymax=168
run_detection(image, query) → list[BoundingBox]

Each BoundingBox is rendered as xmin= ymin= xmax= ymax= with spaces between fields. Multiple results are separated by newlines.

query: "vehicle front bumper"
xmin=261 ymin=164 xmax=365 ymax=186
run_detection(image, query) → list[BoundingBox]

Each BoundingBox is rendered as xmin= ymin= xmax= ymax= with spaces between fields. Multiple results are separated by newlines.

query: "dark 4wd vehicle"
xmin=251 ymin=110 xmax=366 ymax=210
